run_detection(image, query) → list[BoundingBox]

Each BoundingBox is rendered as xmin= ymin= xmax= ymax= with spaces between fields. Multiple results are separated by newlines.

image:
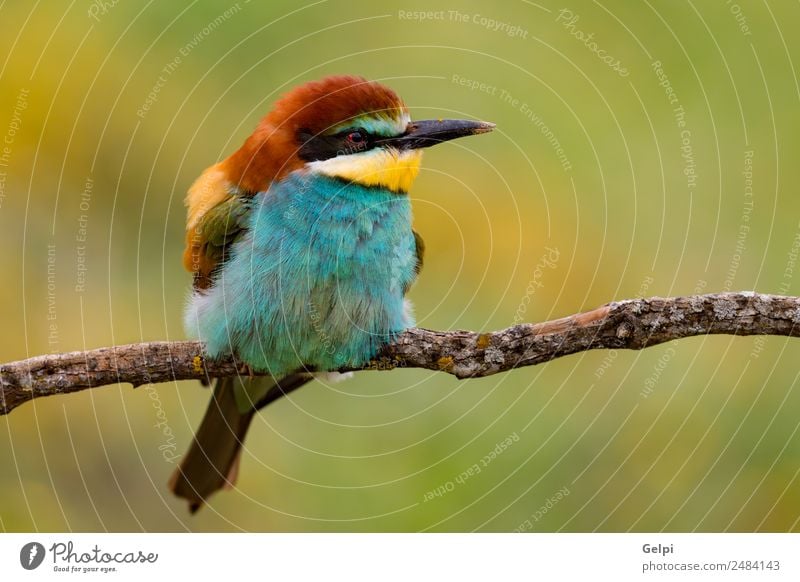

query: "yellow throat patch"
xmin=308 ymin=148 xmax=422 ymax=193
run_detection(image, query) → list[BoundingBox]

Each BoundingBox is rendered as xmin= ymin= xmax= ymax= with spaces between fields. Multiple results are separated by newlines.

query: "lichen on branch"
xmin=1 ymin=292 xmax=798 ymax=415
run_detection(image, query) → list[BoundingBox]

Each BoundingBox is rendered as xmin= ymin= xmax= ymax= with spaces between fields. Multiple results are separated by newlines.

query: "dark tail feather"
xmin=169 ymin=373 xmax=312 ymax=513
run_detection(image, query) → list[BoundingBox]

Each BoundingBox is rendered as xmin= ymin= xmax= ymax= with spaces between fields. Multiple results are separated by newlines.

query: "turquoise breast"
xmin=186 ymin=171 xmax=418 ymax=377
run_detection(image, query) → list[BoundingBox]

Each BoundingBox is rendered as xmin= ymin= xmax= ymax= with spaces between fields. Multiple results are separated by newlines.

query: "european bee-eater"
xmin=171 ymin=75 xmax=494 ymax=511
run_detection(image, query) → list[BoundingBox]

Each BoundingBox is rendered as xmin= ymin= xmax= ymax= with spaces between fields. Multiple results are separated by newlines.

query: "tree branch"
xmin=2 ymin=292 xmax=799 ymax=416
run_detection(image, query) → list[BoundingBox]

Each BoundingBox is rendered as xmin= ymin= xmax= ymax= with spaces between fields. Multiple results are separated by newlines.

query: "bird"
xmin=170 ymin=75 xmax=494 ymax=511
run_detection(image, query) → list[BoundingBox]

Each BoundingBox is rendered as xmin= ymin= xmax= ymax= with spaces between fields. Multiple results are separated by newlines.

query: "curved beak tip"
xmin=473 ymin=121 xmax=496 ymax=134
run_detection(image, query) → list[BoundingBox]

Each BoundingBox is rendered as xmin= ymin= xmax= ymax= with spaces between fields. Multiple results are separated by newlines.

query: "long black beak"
xmin=377 ymin=119 xmax=495 ymax=150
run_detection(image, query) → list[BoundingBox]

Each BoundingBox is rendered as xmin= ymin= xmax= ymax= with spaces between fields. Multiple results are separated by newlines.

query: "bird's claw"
xmin=238 ymin=362 xmax=255 ymax=379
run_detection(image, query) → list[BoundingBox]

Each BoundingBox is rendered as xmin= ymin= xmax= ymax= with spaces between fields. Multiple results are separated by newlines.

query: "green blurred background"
xmin=1 ymin=0 xmax=799 ymax=532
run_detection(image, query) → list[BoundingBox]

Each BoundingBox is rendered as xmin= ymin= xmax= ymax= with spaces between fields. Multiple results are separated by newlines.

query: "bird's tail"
xmin=169 ymin=373 xmax=311 ymax=513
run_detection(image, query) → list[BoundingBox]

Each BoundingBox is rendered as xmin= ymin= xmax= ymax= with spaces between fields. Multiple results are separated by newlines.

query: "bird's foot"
xmin=238 ymin=362 xmax=255 ymax=379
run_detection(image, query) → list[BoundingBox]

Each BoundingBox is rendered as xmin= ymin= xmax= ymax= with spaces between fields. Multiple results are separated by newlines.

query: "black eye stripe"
xmin=297 ymin=127 xmax=376 ymax=162
xmin=335 ymin=127 xmax=369 ymax=142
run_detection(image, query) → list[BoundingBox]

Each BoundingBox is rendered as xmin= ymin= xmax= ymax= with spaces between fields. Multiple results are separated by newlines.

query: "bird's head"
xmin=225 ymin=75 xmax=494 ymax=194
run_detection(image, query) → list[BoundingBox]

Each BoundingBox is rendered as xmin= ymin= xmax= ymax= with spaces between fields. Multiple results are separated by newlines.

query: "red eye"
xmin=346 ymin=131 xmax=365 ymax=144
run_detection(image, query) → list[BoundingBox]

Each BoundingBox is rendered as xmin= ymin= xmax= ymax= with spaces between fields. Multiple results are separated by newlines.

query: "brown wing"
xmin=183 ymin=164 xmax=251 ymax=290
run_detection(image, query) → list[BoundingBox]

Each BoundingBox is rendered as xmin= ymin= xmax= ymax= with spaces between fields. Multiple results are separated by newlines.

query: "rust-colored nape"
xmin=223 ymin=75 xmax=406 ymax=193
